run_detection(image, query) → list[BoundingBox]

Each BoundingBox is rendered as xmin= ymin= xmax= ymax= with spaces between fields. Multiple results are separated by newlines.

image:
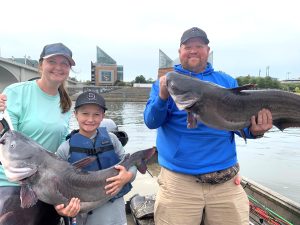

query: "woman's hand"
xmin=54 ymin=197 xmax=81 ymax=217
xmin=0 ymin=94 xmax=7 ymax=112
xmin=105 ymin=165 xmax=133 ymax=196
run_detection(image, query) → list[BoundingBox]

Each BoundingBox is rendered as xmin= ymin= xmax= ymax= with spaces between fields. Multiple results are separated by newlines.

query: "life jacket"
xmin=68 ymin=127 xmax=132 ymax=201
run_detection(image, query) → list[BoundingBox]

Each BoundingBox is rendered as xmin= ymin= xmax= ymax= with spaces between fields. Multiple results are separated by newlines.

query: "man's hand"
xmin=250 ymin=108 xmax=273 ymax=137
xmin=159 ymin=75 xmax=169 ymax=100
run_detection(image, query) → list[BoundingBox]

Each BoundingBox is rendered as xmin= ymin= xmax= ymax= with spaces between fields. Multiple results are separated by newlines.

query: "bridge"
xmin=0 ymin=57 xmax=151 ymax=101
xmin=0 ymin=57 xmax=84 ymax=95
xmin=0 ymin=57 xmax=41 ymax=92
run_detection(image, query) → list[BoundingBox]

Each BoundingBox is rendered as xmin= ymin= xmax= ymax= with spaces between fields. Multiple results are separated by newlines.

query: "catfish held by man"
xmin=166 ymin=71 xmax=300 ymax=136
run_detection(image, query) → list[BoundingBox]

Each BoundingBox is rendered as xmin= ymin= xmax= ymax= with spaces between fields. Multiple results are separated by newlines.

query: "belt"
xmin=195 ymin=163 xmax=240 ymax=185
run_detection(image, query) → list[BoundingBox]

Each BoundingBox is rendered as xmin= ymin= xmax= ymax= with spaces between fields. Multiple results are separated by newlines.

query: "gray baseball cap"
xmin=75 ymin=91 xmax=107 ymax=111
xmin=40 ymin=43 xmax=76 ymax=66
xmin=180 ymin=27 xmax=209 ymax=45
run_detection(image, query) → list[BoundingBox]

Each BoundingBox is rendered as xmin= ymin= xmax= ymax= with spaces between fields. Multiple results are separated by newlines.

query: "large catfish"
xmin=166 ymin=71 xmax=300 ymax=132
xmin=0 ymin=130 xmax=155 ymax=214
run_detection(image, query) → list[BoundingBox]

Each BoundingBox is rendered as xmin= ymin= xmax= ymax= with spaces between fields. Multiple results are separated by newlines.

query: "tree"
xmin=69 ymin=76 xmax=78 ymax=82
xmin=146 ymin=78 xmax=154 ymax=83
xmin=135 ymin=75 xmax=146 ymax=83
xmin=83 ymin=80 xmax=92 ymax=85
xmin=236 ymin=75 xmax=281 ymax=89
xmin=114 ymin=80 xmax=126 ymax=86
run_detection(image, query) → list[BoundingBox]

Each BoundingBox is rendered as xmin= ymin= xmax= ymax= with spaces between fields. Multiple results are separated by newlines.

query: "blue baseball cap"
xmin=40 ymin=43 xmax=75 ymax=66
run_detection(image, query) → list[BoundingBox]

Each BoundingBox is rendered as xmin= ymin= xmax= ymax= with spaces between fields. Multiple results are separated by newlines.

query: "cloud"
xmin=0 ymin=0 xmax=299 ymax=81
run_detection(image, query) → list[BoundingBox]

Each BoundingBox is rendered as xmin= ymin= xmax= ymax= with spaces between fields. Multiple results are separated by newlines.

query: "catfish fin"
xmin=72 ymin=157 xmax=97 ymax=169
xmin=20 ymin=184 xmax=38 ymax=208
xmin=136 ymin=147 xmax=156 ymax=174
xmin=187 ymin=112 xmax=198 ymax=128
xmin=136 ymin=159 xmax=147 ymax=174
xmin=143 ymin=147 xmax=156 ymax=162
xmin=273 ymin=119 xmax=300 ymax=131
xmin=230 ymin=84 xmax=256 ymax=93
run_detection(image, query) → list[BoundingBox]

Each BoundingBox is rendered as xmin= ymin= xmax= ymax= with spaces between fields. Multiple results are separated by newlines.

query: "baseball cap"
xmin=180 ymin=27 xmax=209 ymax=45
xmin=75 ymin=91 xmax=107 ymax=111
xmin=40 ymin=43 xmax=76 ymax=66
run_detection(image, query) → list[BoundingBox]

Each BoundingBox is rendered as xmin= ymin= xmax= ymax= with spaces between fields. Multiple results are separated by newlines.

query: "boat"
xmin=125 ymin=153 xmax=300 ymax=225
xmin=242 ymin=177 xmax=300 ymax=225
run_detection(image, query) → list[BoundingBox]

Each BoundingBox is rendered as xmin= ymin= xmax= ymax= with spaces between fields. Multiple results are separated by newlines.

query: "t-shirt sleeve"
xmin=56 ymin=141 xmax=70 ymax=161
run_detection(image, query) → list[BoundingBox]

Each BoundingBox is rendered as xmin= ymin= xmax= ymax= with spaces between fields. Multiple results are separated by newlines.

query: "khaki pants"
xmin=154 ymin=167 xmax=249 ymax=225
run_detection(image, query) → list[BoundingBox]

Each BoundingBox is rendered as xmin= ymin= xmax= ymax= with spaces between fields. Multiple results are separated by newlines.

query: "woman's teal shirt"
xmin=0 ymin=80 xmax=71 ymax=186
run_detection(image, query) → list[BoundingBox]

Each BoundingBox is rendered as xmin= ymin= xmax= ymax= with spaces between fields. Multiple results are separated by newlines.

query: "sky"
xmin=0 ymin=0 xmax=299 ymax=82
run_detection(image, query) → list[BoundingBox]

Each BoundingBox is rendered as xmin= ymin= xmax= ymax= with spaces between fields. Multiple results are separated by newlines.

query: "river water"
xmin=70 ymin=101 xmax=300 ymax=204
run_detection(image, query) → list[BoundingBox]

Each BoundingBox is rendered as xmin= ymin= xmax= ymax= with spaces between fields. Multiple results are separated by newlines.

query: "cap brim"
xmin=181 ymin=36 xmax=209 ymax=45
xmin=75 ymin=102 xmax=107 ymax=111
xmin=43 ymin=53 xmax=76 ymax=66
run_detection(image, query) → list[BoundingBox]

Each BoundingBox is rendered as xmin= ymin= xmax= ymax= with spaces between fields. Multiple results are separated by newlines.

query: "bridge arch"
xmin=0 ymin=65 xmax=18 ymax=92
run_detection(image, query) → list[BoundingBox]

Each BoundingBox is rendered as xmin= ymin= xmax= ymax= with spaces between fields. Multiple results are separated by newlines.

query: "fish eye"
xmin=10 ymin=141 xmax=16 ymax=149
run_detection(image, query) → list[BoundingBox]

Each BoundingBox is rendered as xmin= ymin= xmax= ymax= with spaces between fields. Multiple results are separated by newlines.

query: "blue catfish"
xmin=166 ymin=71 xmax=300 ymax=131
xmin=0 ymin=130 xmax=155 ymax=214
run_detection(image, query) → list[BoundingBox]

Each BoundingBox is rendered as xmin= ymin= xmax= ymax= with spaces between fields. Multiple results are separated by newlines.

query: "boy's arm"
xmin=55 ymin=141 xmax=70 ymax=160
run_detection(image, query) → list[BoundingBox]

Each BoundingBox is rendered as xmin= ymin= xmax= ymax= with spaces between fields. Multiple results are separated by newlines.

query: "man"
xmin=143 ymin=27 xmax=272 ymax=225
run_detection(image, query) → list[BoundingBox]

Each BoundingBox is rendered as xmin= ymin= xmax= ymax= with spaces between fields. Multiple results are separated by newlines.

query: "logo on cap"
xmin=87 ymin=92 xmax=96 ymax=100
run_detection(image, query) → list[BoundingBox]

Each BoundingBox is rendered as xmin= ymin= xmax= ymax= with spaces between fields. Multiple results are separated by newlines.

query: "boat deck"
xmin=124 ymin=164 xmax=300 ymax=225
xmin=124 ymin=171 xmax=159 ymax=225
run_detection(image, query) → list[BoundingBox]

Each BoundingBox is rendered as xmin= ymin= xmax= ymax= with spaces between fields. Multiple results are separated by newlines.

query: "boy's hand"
xmin=105 ymin=165 xmax=133 ymax=196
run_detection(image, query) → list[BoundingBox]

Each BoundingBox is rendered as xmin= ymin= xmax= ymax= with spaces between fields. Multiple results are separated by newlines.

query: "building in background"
xmin=91 ymin=46 xmax=124 ymax=86
xmin=158 ymin=49 xmax=213 ymax=78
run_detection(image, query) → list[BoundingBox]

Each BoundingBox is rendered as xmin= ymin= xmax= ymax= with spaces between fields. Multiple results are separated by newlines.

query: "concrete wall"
xmin=133 ymin=83 xmax=153 ymax=88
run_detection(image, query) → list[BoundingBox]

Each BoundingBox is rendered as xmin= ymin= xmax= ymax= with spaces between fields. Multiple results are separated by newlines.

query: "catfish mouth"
xmin=173 ymin=95 xmax=198 ymax=111
xmin=167 ymin=80 xmax=198 ymax=110
xmin=184 ymin=101 xmax=197 ymax=111
xmin=3 ymin=166 xmax=36 ymax=182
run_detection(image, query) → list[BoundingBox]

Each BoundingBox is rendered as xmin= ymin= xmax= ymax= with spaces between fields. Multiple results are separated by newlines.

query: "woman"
xmin=0 ymin=43 xmax=80 ymax=225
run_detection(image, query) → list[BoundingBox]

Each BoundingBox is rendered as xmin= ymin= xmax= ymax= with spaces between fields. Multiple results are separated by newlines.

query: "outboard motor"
xmin=100 ymin=118 xmax=129 ymax=146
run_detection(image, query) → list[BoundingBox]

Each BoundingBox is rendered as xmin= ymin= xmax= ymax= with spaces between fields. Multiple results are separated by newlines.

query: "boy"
xmin=56 ymin=91 xmax=136 ymax=225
